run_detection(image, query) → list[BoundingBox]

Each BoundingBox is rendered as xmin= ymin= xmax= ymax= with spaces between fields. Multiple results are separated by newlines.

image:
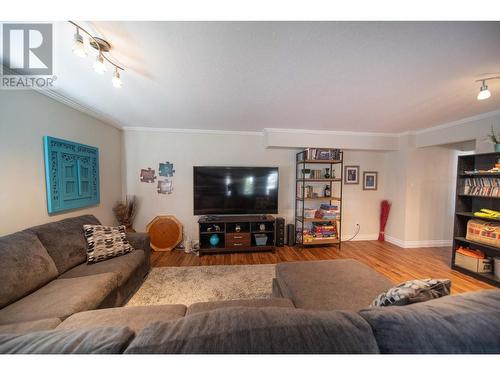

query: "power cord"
xmin=344 ymin=224 xmax=360 ymax=242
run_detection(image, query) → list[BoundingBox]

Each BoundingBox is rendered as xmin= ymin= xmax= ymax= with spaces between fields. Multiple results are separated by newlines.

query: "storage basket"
xmin=466 ymin=219 xmax=500 ymax=247
xmin=455 ymin=252 xmax=492 ymax=274
xmin=303 ymin=209 xmax=316 ymax=218
xmin=254 ymin=234 xmax=268 ymax=246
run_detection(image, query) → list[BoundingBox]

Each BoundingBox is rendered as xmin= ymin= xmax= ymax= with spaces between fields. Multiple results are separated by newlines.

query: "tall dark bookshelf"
xmin=452 ymin=152 xmax=500 ymax=287
xmin=295 ymin=148 xmax=343 ymax=248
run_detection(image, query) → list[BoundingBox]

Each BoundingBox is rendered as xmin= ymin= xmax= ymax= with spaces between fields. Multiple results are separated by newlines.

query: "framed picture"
xmin=363 ymin=171 xmax=378 ymax=190
xmin=344 ymin=166 xmax=360 ymax=184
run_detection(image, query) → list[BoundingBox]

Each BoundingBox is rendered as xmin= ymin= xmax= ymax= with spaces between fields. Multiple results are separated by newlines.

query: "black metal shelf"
xmin=297 ymin=159 xmax=342 ymax=165
xmin=295 ymin=148 xmax=343 ymax=249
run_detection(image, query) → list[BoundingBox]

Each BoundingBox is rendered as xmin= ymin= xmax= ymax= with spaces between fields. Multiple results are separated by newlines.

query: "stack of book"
xmin=463 ymin=178 xmax=500 ymax=197
xmin=309 ymin=169 xmax=323 ymax=179
xmin=315 ymin=203 xmax=340 ymax=219
xmin=311 ymin=222 xmax=338 ymax=238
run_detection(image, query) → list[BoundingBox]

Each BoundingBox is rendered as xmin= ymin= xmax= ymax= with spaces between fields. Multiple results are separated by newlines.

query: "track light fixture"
xmin=93 ymin=53 xmax=106 ymax=74
xmin=72 ymin=28 xmax=87 ymax=57
xmin=112 ymin=67 xmax=122 ymax=88
xmin=476 ymin=76 xmax=500 ymax=101
xmin=69 ymin=21 xmax=124 ymax=88
xmin=477 ymin=81 xmax=491 ymax=101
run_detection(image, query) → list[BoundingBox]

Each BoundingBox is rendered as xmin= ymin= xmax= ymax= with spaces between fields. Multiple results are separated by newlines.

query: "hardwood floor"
xmin=151 ymin=240 xmax=495 ymax=294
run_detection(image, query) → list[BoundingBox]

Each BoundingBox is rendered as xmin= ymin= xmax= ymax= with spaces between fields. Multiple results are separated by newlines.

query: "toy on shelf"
xmin=474 ymin=208 xmax=500 ymax=219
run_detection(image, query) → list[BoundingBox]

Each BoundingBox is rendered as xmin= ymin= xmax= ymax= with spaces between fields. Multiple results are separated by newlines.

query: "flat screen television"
xmin=193 ymin=166 xmax=279 ymax=215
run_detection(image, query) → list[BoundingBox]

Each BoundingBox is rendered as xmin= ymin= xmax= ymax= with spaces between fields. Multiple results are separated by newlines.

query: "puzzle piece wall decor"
xmin=140 ymin=168 xmax=157 ymax=183
xmin=157 ymin=179 xmax=174 ymax=194
xmin=159 ymin=162 xmax=175 ymax=177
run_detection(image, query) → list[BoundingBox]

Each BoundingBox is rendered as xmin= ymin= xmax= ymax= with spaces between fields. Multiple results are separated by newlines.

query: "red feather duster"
xmin=378 ymin=200 xmax=391 ymax=241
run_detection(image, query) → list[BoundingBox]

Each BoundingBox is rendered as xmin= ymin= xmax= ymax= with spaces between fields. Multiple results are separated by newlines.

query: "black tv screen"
xmin=193 ymin=166 xmax=279 ymax=215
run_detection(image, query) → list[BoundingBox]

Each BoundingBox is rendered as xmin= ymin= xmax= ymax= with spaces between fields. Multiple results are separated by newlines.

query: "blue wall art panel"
xmin=43 ymin=136 xmax=100 ymax=214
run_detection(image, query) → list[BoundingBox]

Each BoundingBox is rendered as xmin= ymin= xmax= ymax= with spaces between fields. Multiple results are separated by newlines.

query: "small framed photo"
xmin=344 ymin=166 xmax=360 ymax=184
xmin=363 ymin=171 xmax=378 ymax=190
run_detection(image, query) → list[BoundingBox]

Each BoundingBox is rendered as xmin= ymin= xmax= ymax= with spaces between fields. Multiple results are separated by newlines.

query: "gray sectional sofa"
xmin=0 ymin=215 xmax=151 ymax=330
xmin=1 ymin=215 xmax=500 ymax=354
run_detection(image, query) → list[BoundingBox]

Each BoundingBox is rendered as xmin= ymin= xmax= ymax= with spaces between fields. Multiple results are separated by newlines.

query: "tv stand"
xmin=204 ymin=215 xmax=221 ymax=222
xmin=198 ymin=215 xmax=276 ymax=256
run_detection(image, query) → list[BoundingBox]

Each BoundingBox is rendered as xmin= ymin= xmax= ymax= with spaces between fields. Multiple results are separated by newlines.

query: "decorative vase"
xmin=209 ymin=234 xmax=220 ymax=247
xmin=324 ymin=168 xmax=331 ymax=179
xmin=495 ymin=143 xmax=500 ymax=152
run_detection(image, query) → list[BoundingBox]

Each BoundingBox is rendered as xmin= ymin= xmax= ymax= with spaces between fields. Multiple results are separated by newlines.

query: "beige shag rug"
xmin=126 ymin=264 xmax=275 ymax=307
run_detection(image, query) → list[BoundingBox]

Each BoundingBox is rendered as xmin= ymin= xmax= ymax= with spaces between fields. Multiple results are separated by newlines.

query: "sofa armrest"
xmin=126 ymin=232 xmax=151 ymax=271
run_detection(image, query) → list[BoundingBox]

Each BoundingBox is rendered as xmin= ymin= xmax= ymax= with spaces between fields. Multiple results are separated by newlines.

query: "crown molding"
xmin=1 ymin=64 xmax=123 ymax=130
xmin=123 ymin=126 xmax=263 ymax=136
xmin=413 ymin=108 xmax=500 ymax=135
xmin=263 ymin=127 xmax=400 ymax=137
xmin=37 ymin=89 xmax=124 ymax=130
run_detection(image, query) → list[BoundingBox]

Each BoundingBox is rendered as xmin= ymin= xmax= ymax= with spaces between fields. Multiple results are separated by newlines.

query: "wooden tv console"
xmin=198 ymin=215 xmax=276 ymax=256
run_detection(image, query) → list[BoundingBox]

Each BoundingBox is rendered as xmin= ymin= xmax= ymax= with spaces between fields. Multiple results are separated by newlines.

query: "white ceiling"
xmin=50 ymin=21 xmax=500 ymax=132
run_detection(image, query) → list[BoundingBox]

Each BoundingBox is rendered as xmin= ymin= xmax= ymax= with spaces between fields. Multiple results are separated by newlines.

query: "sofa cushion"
xmin=0 ymin=273 xmax=119 ymax=324
xmin=59 ymin=250 xmax=145 ymax=287
xmin=83 ymin=225 xmax=133 ymax=264
xmin=27 ymin=215 xmax=101 ymax=274
xmin=0 ymin=318 xmax=62 ymax=335
xmin=0 ymin=326 xmax=133 ymax=354
xmin=186 ymin=298 xmax=294 ymax=315
xmin=125 ymin=307 xmax=380 ymax=354
xmin=276 ymin=259 xmax=393 ymax=310
xmin=359 ymin=289 xmax=500 ymax=354
xmin=57 ymin=304 xmax=186 ymax=333
xmin=0 ymin=231 xmax=59 ymax=309
xmin=371 ymin=278 xmax=451 ymax=307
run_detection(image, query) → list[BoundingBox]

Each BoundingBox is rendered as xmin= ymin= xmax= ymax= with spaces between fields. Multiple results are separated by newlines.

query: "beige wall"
xmin=384 ymin=135 xmax=458 ymax=247
xmin=123 ymin=130 xmax=295 ymax=238
xmin=0 ymin=90 xmax=123 ymax=235
xmin=123 ymin=130 xmax=389 ymax=241
xmin=341 ymin=150 xmax=388 ymax=240
xmin=0 ymin=90 xmax=474 ymax=246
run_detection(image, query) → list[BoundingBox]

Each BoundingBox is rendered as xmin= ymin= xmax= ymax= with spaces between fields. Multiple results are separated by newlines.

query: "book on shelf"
xmin=304 ymin=148 xmax=341 ymax=161
xmin=463 ymin=177 xmax=500 ymax=197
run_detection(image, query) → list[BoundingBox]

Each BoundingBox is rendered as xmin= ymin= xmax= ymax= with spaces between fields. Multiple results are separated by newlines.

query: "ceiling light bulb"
xmin=112 ymin=68 xmax=122 ymax=88
xmin=477 ymin=81 xmax=491 ymax=100
xmin=72 ymin=29 xmax=87 ymax=58
xmin=93 ymin=54 xmax=106 ymax=74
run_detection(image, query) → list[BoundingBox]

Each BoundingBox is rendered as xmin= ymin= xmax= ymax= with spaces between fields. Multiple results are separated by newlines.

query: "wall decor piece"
xmin=344 ymin=165 xmax=360 ymax=184
xmin=112 ymin=195 xmax=137 ymax=232
xmin=146 ymin=215 xmax=183 ymax=252
xmin=363 ymin=171 xmax=378 ymax=190
xmin=43 ymin=136 xmax=100 ymax=214
xmin=159 ymin=162 xmax=175 ymax=177
xmin=140 ymin=168 xmax=157 ymax=183
xmin=157 ymin=179 xmax=173 ymax=194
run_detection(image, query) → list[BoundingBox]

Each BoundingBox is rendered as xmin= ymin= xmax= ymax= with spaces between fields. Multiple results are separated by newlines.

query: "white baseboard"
xmin=385 ymin=235 xmax=452 ymax=249
xmin=341 ymin=233 xmax=379 ymax=241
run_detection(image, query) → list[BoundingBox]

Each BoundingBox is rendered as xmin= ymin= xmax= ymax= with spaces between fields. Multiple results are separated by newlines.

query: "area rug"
xmin=126 ymin=264 xmax=275 ymax=307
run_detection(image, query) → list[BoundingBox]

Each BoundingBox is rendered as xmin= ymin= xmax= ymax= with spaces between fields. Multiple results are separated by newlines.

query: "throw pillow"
xmin=370 ymin=278 xmax=451 ymax=307
xmin=83 ymin=225 xmax=133 ymax=264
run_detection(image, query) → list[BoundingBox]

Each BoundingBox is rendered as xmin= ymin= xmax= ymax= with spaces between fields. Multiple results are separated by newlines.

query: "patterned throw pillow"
xmin=371 ymin=278 xmax=451 ymax=307
xmin=83 ymin=225 xmax=134 ymax=264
